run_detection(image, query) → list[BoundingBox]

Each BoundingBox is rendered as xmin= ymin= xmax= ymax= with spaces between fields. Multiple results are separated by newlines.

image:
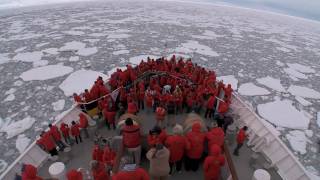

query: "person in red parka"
xmin=66 ymin=169 xmax=83 ymax=180
xmin=90 ymin=160 xmax=110 ymax=180
xmin=155 ymin=105 xmax=166 ymax=127
xmin=60 ymin=123 xmax=72 ymax=145
xmin=233 ymin=126 xmax=248 ymax=156
xmin=147 ymin=126 xmax=167 ymax=148
xmin=112 ymin=161 xmax=149 ymax=180
xmin=103 ymin=107 xmax=117 ymax=130
xmin=205 ymin=94 xmax=216 ymax=119
xmin=71 ymin=121 xmax=82 ymax=144
xmin=127 ymin=100 xmax=138 ymax=115
xmin=204 ymin=144 xmax=225 ymax=180
xmin=165 ymin=124 xmax=189 ymax=174
xmin=137 ymin=88 xmax=145 ymax=110
xmin=218 ymin=99 xmax=230 ymax=115
xmin=121 ymin=118 xmax=141 ymax=165
xmin=92 ymin=144 xmax=104 ymax=162
xmin=102 ymin=143 xmax=116 ymax=168
xmin=48 ymin=124 xmax=65 ymax=151
xmin=185 ymin=123 xmax=205 ymax=171
xmin=206 ymin=126 xmax=225 ymax=148
xmin=21 ymin=164 xmax=43 ymax=180
xmin=79 ymin=113 xmax=89 ymax=138
xmin=37 ymin=131 xmax=58 ymax=156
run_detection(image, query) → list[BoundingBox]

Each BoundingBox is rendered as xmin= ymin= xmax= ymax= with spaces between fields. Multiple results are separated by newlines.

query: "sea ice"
xmin=0 ymin=53 xmax=10 ymax=64
xmin=113 ymin=50 xmax=130 ymax=55
xmin=63 ymin=30 xmax=85 ymax=36
xmin=176 ymin=40 xmax=219 ymax=57
xmin=69 ymin=56 xmax=80 ymax=62
xmin=20 ymin=65 xmax=73 ymax=81
xmin=4 ymin=94 xmax=15 ymax=102
xmin=288 ymin=85 xmax=320 ymax=99
xmin=295 ymin=96 xmax=312 ymax=106
xmin=286 ymin=130 xmax=310 ymax=154
xmin=317 ymin=112 xmax=320 ymax=128
xmin=0 ymin=117 xmax=36 ymax=139
xmin=5 ymin=88 xmax=16 ymax=95
xmin=283 ymin=68 xmax=308 ymax=79
xmin=238 ymin=83 xmax=270 ymax=96
xmin=276 ymin=60 xmax=285 ymax=67
xmin=15 ymin=134 xmax=31 ymax=154
xmin=108 ymin=34 xmax=131 ymax=39
xmin=13 ymin=80 xmax=23 ymax=86
xmin=76 ymin=47 xmax=98 ymax=56
xmin=287 ymin=63 xmax=315 ymax=74
xmin=217 ymin=75 xmax=238 ymax=90
xmin=192 ymin=30 xmax=222 ymax=40
xmin=13 ymin=51 xmax=43 ymax=63
xmin=59 ymin=41 xmax=86 ymax=52
xmin=32 ymin=60 xmax=49 ymax=67
xmin=42 ymin=48 xmax=59 ymax=55
xmin=257 ymin=99 xmax=310 ymax=129
xmin=256 ymin=76 xmax=286 ymax=92
xmin=14 ymin=46 xmax=27 ymax=53
xmin=52 ymin=99 xmax=65 ymax=111
xmin=129 ymin=55 xmax=159 ymax=65
xmin=59 ymin=70 xmax=108 ymax=96
xmin=0 ymin=160 xmax=8 ymax=175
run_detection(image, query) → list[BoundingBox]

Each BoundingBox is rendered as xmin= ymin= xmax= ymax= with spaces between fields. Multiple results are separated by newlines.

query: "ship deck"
xmin=37 ymin=108 xmax=282 ymax=180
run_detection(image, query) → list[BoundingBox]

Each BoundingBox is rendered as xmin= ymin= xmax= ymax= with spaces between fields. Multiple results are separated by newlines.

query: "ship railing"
xmin=230 ymin=92 xmax=311 ymax=180
xmin=223 ymin=142 xmax=239 ymax=180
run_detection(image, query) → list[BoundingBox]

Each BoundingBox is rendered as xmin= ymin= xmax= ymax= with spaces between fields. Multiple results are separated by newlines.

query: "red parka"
xmin=207 ymin=95 xmax=216 ymax=109
xmin=60 ymin=123 xmax=70 ymax=138
xmin=206 ymin=127 xmax=225 ymax=147
xmin=122 ymin=124 xmax=141 ymax=148
xmin=165 ymin=135 xmax=189 ymax=163
xmin=92 ymin=162 xmax=110 ymax=180
xmin=204 ymin=145 xmax=225 ymax=180
xmin=112 ymin=168 xmax=149 ymax=180
xmin=127 ymin=102 xmax=138 ymax=114
xmin=103 ymin=109 xmax=116 ymax=123
xmin=186 ymin=123 xmax=205 ymax=159
xmin=79 ymin=114 xmax=88 ymax=128
xmin=71 ymin=124 xmax=80 ymax=137
xmin=237 ymin=129 xmax=247 ymax=144
xmin=103 ymin=146 xmax=116 ymax=166
xmin=22 ymin=164 xmax=42 ymax=180
xmin=92 ymin=145 xmax=104 ymax=162
xmin=155 ymin=107 xmax=166 ymax=121
xmin=66 ymin=169 xmax=83 ymax=180
xmin=147 ymin=129 xmax=167 ymax=147
xmin=37 ymin=132 xmax=56 ymax=151
xmin=49 ymin=125 xmax=62 ymax=141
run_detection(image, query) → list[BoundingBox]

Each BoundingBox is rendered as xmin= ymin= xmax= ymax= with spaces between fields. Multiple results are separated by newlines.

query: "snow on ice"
xmin=59 ymin=69 xmax=108 ymax=96
xmin=20 ymin=65 xmax=74 ymax=81
xmin=217 ymin=75 xmax=238 ymax=90
xmin=15 ymin=134 xmax=31 ymax=154
xmin=295 ymin=96 xmax=312 ymax=106
xmin=0 ymin=117 xmax=36 ymax=139
xmin=238 ymin=83 xmax=270 ymax=96
xmin=286 ymin=130 xmax=310 ymax=155
xmin=175 ymin=40 xmax=219 ymax=57
xmin=257 ymin=99 xmax=310 ymax=129
xmin=256 ymin=76 xmax=286 ymax=92
xmin=288 ymin=85 xmax=320 ymax=99
xmin=0 ymin=53 xmax=10 ymax=64
xmin=129 ymin=55 xmax=159 ymax=65
xmin=52 ymin=99 xmax=65 ymax=111
xmin=76 ymin=47 xmax=98 ymax=56
xmin=113 ymin=50 xmax=130 ymax=55
xmin=13 ymin=51 xmax=43 ymax=63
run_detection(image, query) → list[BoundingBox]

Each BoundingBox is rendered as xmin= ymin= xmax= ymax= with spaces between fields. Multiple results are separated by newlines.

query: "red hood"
xmin=23 ymin=164 xmax=37 ymax=179
xmin=66 ymin=170 xmax=83 ymax=180
xmin=210 ymin=144 xmax=221 ymax=156
xmin=192 ymin=122 xmax=201 ymax=133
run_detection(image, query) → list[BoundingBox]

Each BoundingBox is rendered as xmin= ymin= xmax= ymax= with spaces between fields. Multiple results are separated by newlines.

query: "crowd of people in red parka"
xmin=26 ymin=56 xmax=249 ymax=180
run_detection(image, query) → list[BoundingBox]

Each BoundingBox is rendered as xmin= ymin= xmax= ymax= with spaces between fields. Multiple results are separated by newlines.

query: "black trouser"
xmin=169 ymin=159 xmax=183 ymax=174
xmin=204 ymin=108 xmax=214 ymax=118
xmin=75 ymin=135 xmax=82 ymax=144
xmin=55 ymin=140 xmax=66 ymax=151
xmin=106 ymin=122 xmax=116 ymax=130
xmin=233 ymin=143 xmax=243 ymax=155
xmin=49 ymin=148 xmax=58 ymax=156
xmin=184 ymin=156 xmax=200 ymax=171
xmin=138 ymin=99 xmax=144 ymax=110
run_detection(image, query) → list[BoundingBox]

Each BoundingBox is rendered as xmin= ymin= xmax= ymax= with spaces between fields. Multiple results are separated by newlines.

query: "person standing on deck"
xmin=71 ymin=121 xmax=82 ymax=144
xmin=79 ymin=113 xmax=89 ymax=138
xmin=21 ymin=164 xmax=43 ymax=180
xmin=205 ymin=94 xmax=216 ymax=119
xmin=66 ymin=169 xmax=83 ymax=180
xmin=90 ymin=160 xmax=110 ymax=180
xmin=37 ymin=131 xmax=58 ymax=157
xmin=233 ymin=126 xmax=248 ymax=156
xmin=121 ymin=118 xmax=142 ymax=166
xmin=155 ymin=104 xmax=166 ymax=128
xmin=204 ymin=144 xmax=225 ymax=180
xmin=60 ymin=123 xmax=72 ymax=145
xmin=146 ymin=144 xmax=170 ymax=180
xmin=103 ymin=106 xmax=117 ymax=130
xmin=48 ymin=124 xmax=66 ymax=151
xmin=185 ymin=123 xmax=205 ymax=172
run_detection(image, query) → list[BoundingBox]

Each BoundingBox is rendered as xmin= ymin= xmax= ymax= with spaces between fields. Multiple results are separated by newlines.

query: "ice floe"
xmin=175 ymin=40 xmax=219 ymax=57
xmin=20 ymin=65 xmax=73 ymax=81
xmin=238 ymin=83 xmax=270 ymax=96
xmin=15 ymin=134 xmax=31 ymax=154
xmin=288 ymin=85 xmax=320 ymax=99
xmin=5 ymin=88 xmax=16 ymax=95
xmin=287 ymin=63 xmax=315 ymax=74
xmin=14 ymin=47 xmax=27 ymax=53
xmin=108 ymin=34 xmax=131 ymax=39
xmin=69 ymin=56 xmax=80 ymax=62
xmin=52 ymin=99 xmax=65 ymax=111
xmin=129 ymin=55 xmax=159 ymax=65
xmin=32 ymin=60 xmax=49 ymax=67
xmin=295 ymin=96 xmax=312 ymax=106
xmin=276 ymin=60 xmax=285 ymax=67
xmin=317 ymin=112 xmax=320 ymax=128
xmin=0 ymin=160 xmax=8 ymax=175
xmin=256 ymin=76 xmax=286 ymax=92
xmin=63 ymin=30 xmax=85 ymax=36
xmin=192 ymin=30 xmax=222 ymax=40
xmin=257 ymin=99 xmax=310 ymax=129
xmin=286 ymin=130 xmax=310 ymax=154
xmin=0 ymin=117 xmax=36 ymax=139
xmin=113 ymin=50 xmax=130 ymax=55
xmin=283 ymin=68 xmax=307 ymax=80
xmin=13 ymin=80 xmax=23 ymax=86
xmin=42 ymin=48 xmax=59 ymax=55
xmin=59 ymin=70 xmax=108 ymax=96
xmin=59 ymin=41 xmax=86 ymax=52
xmin=13 ymin=51 xmax=43 ymax=63
xmin=4 ymin=94 xmax=15 ymax=102
xmin=217 ymin=75 xmax=238 ymax=90
xmin=0 ymin=53 xmax=10 ymax=64
xmin=77 ymin=47 xmax=98 ymax=56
